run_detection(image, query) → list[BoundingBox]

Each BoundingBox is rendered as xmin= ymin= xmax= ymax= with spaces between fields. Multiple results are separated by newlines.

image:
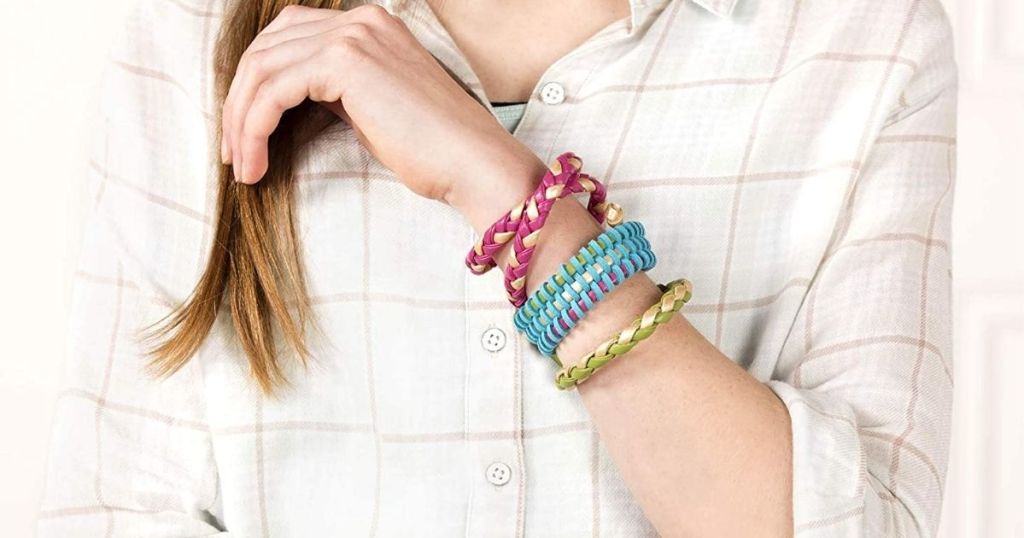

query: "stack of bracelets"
xmin=465 ymin=151 xmax=693 ymax=390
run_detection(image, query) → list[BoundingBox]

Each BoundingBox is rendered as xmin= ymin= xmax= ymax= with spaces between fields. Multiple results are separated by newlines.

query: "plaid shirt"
xmin=38 ymin=0 xmax=957 ymax=535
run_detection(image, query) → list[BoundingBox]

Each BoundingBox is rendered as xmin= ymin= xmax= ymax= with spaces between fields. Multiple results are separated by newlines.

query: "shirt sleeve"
xmin=766 ymin=2 xmax=957 ymax=536
xmin=36 ymin=2 xmax=230 ymax=536
xmin=36 ymin=206 xmax=228 ymax=537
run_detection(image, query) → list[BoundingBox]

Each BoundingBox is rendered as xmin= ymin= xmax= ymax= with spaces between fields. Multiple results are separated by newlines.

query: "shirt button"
xmin=481 ymin=327 xmax=507 ymax=352
xmin=539 ymin=81 xmax=566 ymax=105
xmin=485 ymin=462 xmax=512 ymax=486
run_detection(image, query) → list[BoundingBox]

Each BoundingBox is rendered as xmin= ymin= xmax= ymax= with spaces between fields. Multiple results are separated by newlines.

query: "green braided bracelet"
xmin=553 ymin=279 xmax=693 ymax=390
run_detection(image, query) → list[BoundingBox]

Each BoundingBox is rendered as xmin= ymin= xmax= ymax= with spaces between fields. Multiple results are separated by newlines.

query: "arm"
xmin=451 ymin=4 xmax=956 ymax=536
xmin=452 ymin=146 xmax=794 ymax=538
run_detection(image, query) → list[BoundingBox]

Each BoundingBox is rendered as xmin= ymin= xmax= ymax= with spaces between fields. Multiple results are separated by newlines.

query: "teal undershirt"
xmin=491 ymin=101 xmax=527 ymax=133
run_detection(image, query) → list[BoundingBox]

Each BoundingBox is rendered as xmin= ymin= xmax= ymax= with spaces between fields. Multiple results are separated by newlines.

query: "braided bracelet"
xmin=553 ymin=279 xmax=693 ymax=390
xmin=464 ymin=154 xmax=577 ymax=274
xmin=516 ymin=223 xmax=657 ymax=357
xmin=504 ymin=153 xmax=613 ymax=307
xmin=466 ymin=152 xmax=616 ymax=275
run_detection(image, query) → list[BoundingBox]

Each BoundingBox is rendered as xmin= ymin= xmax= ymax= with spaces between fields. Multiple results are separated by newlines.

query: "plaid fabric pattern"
xmin=37 ymin=0 xmax=957 ymax=535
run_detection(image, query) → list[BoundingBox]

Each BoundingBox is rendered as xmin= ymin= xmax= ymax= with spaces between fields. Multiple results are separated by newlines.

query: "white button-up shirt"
xmin=37 ymin=0 xmax=957 ymax=536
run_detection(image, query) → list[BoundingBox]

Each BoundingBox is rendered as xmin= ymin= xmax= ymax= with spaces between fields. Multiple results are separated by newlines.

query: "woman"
xmin=38 ymin=0 xmax=956 ymax=535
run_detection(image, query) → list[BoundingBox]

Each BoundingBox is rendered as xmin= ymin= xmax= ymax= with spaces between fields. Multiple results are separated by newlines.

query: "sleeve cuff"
xmin=766 ymin=381 xmax=865 ymax=524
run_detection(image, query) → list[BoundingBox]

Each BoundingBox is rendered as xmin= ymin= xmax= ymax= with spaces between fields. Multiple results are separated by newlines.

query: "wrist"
xmin=444 ymin=138 xmax=547 ymax=234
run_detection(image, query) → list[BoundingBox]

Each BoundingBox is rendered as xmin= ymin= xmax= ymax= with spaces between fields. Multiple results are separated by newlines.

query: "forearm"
xmin=449 ymin=156 xmax=794 ymax=537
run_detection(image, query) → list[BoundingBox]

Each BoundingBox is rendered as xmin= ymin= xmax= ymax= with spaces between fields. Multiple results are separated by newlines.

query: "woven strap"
xmin=532 ymin=246 xmax=655 ymax=358
xmin=516 ymin=235 xmax=649 ymax=339
xmin=464 ymin=154 xmax=578 ymax=274
xmin=553 ymin=279 xmax=693 ymax=390
xmin=503 ymin=153 xmax=614 ymax=307
xmin=516 ymin=225 xmax=657 ymax=358
xmin=514 ymin=221 xmax=646 ymax=332
xmin=465 ymin=202 xmax=528 ymax=275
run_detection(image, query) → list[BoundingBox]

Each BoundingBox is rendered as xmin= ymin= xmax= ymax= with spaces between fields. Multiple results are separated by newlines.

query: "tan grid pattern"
xmin=37 ymin=0 xmax=957 ymax=536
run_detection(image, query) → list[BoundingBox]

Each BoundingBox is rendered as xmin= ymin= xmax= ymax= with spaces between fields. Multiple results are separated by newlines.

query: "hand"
xmin=221 ymin=3 xmax=541 ymax=207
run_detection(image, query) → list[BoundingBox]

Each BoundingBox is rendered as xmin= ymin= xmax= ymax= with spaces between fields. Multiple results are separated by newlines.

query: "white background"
xmin=0 ymin=1 xmax=1020 ymax=537
xmin=0 ymin=1 xmax=132 ymax=536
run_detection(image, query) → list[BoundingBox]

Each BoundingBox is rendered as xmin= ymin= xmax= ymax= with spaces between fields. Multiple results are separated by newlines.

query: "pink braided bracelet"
xmin=465 ymin=153 xmax=585 ymax=274
xmin=503 ymin=152 xmax=611 ymax=307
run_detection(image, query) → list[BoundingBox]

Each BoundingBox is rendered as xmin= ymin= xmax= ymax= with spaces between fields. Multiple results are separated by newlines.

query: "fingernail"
xmin=233 ymin=160 xmax=244 ymax=183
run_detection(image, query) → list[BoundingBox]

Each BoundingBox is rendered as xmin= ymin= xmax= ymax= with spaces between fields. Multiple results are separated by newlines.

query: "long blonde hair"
xmin=145 ymin=0 xmax=351 ymax=395
xmin=145 ymin=0 xmax=478 ymax=394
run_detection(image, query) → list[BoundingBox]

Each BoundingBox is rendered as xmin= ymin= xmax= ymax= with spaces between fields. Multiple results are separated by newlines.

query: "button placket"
xmin=463 ymin=266 xmax=522 ymax=534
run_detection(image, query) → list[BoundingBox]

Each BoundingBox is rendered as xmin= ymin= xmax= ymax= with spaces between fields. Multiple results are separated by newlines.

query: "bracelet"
xmin=465 ymin=152 xmax=615 ymax=275
xmin=514 ymin=221 xmax=647 ymax=332
xmin=515 ymin=222 xmax=656 ymax=357
xmin=516 ymin=230 xmax=650 ymax=345
xmin=504 ymin=153 xmax=613 ymax=307
xmin=464 ymin=154 xmax=578 ymax=275
xmin=519 ymin=237 xmax=649 ymax=359
xmin=530 ymin=241 xmax=656 ymax=358
xmin=553 ymin=279 xmax=693 ymax=390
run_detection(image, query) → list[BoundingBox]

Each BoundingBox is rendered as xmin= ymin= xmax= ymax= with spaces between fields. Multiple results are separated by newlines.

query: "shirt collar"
xmin=691 ymin=0 xmax=740 ymax=18
xmin=383 ymin=0 xmax=738 ymax=24
xmin=629 ymin=0 xmax=737 ymax=29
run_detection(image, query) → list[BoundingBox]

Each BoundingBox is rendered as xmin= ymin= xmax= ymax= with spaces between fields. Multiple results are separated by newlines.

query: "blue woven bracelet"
xmin=521 ymin=236 xmax=652 ymax=344
xmin=514 ymin=222 xmax=647 ymax=335
xmin=533 ymin=247 xmax=654 ymax=357
xmin=514 ymin=221 xmax=656 ymax=357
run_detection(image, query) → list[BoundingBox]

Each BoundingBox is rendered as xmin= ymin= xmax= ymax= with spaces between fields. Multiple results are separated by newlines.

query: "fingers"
xmin=224 ymin=36 xmax=324 ymax=178
xmin=222 ymin=5 xmax=339 ymax=165
xmin=251 ymin=14 xmax=343 ymax=54
xmin=236 ymin=56 xmax=343 ymax=184
xmin=224 ymin=4 xmax=396 ymax=183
